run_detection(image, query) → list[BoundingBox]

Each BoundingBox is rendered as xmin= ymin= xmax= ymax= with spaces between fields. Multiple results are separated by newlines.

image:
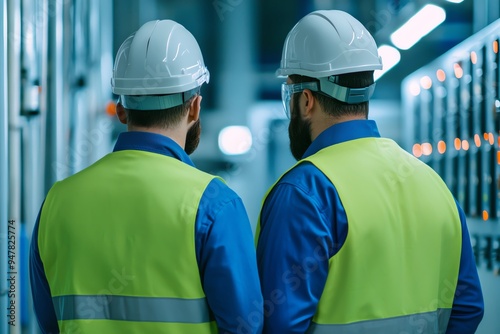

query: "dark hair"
xmin=125 ymin=96 xmax=195 ymax=129
xmin=289 ymin=71 xmax=374 ymax=118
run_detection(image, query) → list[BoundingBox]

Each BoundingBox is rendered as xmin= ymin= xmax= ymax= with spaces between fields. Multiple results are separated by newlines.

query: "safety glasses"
xmin=281 ymin=82 xmax=319 ymax=118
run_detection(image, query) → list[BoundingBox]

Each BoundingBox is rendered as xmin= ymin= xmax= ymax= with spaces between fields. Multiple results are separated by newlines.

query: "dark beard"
xmin=288 ymin=95 xmax=312 ymax=161
xmin=185 ymin=119 xmax=201 ymax=155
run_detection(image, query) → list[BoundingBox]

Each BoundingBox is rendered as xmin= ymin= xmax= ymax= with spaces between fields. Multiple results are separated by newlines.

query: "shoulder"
xmin=199 ymin=178 xmax=245 ymax=218
xmin=266 ymin=161 xmax=338 ymax=212
xmin=281 ymin=161 xmax=326 ymax=183
xmin=203 ymin=178 xmax=240 ymax=201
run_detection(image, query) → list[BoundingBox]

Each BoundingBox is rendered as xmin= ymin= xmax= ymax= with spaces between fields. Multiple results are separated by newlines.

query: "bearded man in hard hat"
xmin=30 ymin=20 xmax=263 ymax=334
xmin=255 ymin=10 xmax=483 ymax=333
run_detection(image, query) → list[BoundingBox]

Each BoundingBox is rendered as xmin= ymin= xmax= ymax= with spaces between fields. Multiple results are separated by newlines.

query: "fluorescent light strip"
xmin=374 ymin=45 xmax=401 ymax=81
xmin=446 ymin=0 xmax=464 ymax=3
xmin=390 ymin=4 xmax=446 ymax=50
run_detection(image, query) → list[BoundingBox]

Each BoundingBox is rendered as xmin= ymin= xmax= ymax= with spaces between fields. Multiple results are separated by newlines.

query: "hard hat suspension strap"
xmin=318 ymin=77 xmax=376 ymax=104
xmin=119 ymin=87 xmax=200 ymax=111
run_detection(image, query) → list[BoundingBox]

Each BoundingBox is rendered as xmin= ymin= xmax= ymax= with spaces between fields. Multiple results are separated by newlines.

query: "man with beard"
xmin=255 ymin=10 xmax=483 ymax=334
xmin=30 ymin=20 xmax=263 ymax=334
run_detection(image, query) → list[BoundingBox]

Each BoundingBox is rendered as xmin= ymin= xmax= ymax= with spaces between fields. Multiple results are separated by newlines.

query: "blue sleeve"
xmin=196 ymin=179 xmax=263 ymax=334
xmin=256 ymin=164 xmax=347 ymax=333
xmin=446 ymin=201 xmax=484 ymax=334
xmin=29 ymin=204 xmax=60 ymax=334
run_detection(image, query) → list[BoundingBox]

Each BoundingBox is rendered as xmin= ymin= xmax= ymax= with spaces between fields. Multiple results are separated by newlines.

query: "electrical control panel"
xmin=402 ymin=19 xmax=500 ymax=333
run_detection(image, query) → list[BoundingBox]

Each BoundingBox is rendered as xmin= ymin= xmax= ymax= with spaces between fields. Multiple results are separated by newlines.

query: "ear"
xmin=301 ymin=89 xmax=316 ymax=119
xmin=116 ymin=102 xmax=128 ymax=124
xmin=187 ymin=95 xmax=202 ymax=124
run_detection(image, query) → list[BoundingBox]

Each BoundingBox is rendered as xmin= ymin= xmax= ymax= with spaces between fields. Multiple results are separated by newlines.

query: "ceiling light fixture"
xmin=390 ymin=4 xmax=446 ymax=50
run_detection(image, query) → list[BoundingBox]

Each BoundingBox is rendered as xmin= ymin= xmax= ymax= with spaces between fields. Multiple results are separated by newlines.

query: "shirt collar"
xmin=303 ymin=119 xmax=381 ymax=159
xmin=113 ymin=131 xmax=195 ymax=167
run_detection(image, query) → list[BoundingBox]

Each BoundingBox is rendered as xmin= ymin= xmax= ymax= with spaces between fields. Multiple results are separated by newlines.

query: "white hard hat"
xmin=277 ymin=10 xmax=382 ymax=106
xmin=111 ymin=20 xmax=209 ymax=110
xmin=276 ymin=10 xmax=382 ymax=78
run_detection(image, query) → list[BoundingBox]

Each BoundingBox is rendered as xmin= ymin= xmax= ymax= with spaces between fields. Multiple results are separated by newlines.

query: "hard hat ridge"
xmin=276 ymin=10 xmax=382 ymax=78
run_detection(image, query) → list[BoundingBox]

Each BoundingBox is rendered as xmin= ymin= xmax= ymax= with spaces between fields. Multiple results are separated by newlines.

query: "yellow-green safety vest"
xmin=38 ymin=150 xmax=219 ymax=333
xmin=257 ymin=137 xmax=461 ymax=334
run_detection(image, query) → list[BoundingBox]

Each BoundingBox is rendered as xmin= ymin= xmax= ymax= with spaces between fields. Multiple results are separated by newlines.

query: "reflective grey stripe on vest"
xmin=307 ymin=309 xmax=452 ymax=334
xmin=53 ymin=295 xmax=213 ymax=323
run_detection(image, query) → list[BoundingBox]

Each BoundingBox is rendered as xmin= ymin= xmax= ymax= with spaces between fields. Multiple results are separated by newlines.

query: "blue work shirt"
xmin=256 ymin=119 xmax=484 ymax=333
xmin=30 ymin=131 xmax=263 ymax=334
